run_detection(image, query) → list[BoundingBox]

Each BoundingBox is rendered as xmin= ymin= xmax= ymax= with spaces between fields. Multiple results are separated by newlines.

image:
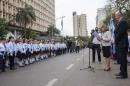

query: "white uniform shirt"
xmin=6 ymin=41 xmax=15 ymax=56
xmin=0 ymin=43 xmax=6 ymax=52
xmin=53 ymin=44 xmax=57 ymax=50
xmin=30 ymin=43 xmax=34 ymax=54
xmin=0 ymin=43 xmax=6 ymax=58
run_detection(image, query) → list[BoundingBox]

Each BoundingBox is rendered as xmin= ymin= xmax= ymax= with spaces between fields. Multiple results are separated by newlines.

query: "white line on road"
xmin=45 ymin=78 xmax=58 ymax=86
xmin=66 ymin=64 xmax=74 ymax=70
xmin=76 ymin=58 xmax=81 ymax=61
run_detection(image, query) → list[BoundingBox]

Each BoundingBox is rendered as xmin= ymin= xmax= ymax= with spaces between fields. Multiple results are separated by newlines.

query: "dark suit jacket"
xmin=114 ymin=19 xmax=128 ymax=49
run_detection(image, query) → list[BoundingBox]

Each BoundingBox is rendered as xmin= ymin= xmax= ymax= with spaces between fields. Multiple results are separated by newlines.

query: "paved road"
xmin=0 ymin=49 xmax=130 ymax=86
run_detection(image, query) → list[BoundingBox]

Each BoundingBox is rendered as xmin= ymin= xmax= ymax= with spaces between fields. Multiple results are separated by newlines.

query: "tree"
xmin=0 ymin=18 xmax=8 ymax=39
xmin=107 ymin=0 xmax=130 ymax=29
xmin=26 ymin=29 xmax=38 ymax=39
xmin=47 ymin=25 xmax=60 ymax=38
xmin=108 ymin=0 xmax=130 ymax=12
xmin=16 ymin=4 xmax=36 ymax=38
xmin=103 ymin=15 xmax=111 ymax=26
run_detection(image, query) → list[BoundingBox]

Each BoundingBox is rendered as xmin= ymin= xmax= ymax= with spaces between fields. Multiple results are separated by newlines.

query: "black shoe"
xmin=10 ymin=68 xmax=17 ymax=70
xmin=92 ymin=61 xmax=95 ymax=63
xmin=104 ymin=67 xmax=111 ymax=71
xmin=1 ymin=70 xmax=5 ymax=72
xmin=116 ymin=76 xmax=128 ymax=79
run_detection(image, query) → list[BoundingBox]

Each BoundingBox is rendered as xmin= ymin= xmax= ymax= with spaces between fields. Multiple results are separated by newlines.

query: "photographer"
xmin=91 ymin=28 xmax=101 ymax=63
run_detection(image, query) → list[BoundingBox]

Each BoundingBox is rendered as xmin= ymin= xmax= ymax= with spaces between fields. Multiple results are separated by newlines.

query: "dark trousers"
xmin=115 ymin=47 xmax=120 ymax=64
xmin=92 ymin=44 xmax=101 ymax=62
xmin=9 ymin=55 xmax=15 ymax=69
xmin=0 ymin=59 xmax=5 ymax=71
xmin=117 ymin=48 xmax=128 ymax=77
xmin=76 ymin=46 xmax=79 ymax=53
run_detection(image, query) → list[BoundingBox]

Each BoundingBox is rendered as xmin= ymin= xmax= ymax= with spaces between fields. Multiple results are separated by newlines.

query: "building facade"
xmin=0 ymin=0 xmax=55 ymax=32
xmin=73 ymin=12 xmax=87 ymax=37
xmin=96 ymin=8 xmax=107 ymax=28
xmin=96 ymin=5 xmax=110 ymax=28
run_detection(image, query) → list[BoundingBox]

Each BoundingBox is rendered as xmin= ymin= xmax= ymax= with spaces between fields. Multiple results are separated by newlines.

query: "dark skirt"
xmin=102 ymin=46 xmax=111 ymax=58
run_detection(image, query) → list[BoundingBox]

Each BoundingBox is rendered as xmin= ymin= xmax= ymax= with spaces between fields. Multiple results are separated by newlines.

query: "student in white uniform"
xmin=6 ymin=37 xmax=16 ymax=70
xmin=33 ymin=40 xmax=39 ymax=61
xmin=24 ymin=39 xmax=30 ymax=65
xmin=44 ymin=41 xmax=49 ymax=59
xmin=0 ymin=39 xmax=6 ymax=72
xmin=4 ymin=39 xmax=9 ymax=67
xmin=16 ymin=39 xmax=24 ymax=67
xmin=39 ymin=41 xmax=44 ymax=60
xmin=28 ymin=39 xmax=34 ymax=63
xmin=22 ymin=39 xmax=28 ymax=65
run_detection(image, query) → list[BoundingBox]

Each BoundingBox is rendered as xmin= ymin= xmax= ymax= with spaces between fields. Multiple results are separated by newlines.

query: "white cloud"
xmin=55 ymin=0 xmax=107 ymax=36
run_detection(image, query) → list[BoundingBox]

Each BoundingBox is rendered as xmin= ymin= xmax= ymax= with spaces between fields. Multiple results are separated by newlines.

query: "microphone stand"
xmin=80 ymin=47 xmax=95 ymax=72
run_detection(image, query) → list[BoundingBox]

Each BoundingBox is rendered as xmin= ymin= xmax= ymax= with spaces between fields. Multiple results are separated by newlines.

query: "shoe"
xmin=10 ymin=68 xmax=17 ymax=70
xmin=104 ymin=67 xmax=111 ymax=71
xmin=115 ymin=72 xmax=121 ymax=76
xmin=92 ymin=61 xmax=95 ymax=63
xmin=1 ymin=70 xmax=5 ymax=72
xmin=116 ymin=76 xmax=128 ymax=79
xmin=99 ymin=62 xmax=101 ymax=64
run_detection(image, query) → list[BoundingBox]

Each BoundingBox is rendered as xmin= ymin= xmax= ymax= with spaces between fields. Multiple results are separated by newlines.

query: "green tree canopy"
xmin=47 ymin=25 xmax=60 ymax=37
xmin=0 ymin=18 xmax=8 ymax=39
xmin=16 ymin=4 xmax=36 ymax=38
xmin=107 ymin=0 xmax=130 ymax=29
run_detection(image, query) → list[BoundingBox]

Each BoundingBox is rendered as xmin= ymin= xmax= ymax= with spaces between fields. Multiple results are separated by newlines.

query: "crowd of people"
xmin=0 ymin=11 xmax=128 ymax=79
xmin=0 ymin=37 xmax=82 ymax=72
xmin=90 ymin=11 xmax=128 ymax=79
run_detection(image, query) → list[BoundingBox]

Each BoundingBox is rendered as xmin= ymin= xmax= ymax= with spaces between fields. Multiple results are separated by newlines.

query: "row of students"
xmin=0 ymin=37 xmax=67 ymax=72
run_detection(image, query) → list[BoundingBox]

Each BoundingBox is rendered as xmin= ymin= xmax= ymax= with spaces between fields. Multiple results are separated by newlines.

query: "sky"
xmin=55 ymin=0 xmax=107 ymax=36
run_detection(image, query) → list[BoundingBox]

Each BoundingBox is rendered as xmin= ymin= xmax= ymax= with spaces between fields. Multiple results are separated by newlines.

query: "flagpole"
xmin=55 ymin=16 xmax=66 ymax=36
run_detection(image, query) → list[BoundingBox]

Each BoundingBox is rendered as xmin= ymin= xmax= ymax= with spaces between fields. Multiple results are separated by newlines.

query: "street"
xmin=0 ymin=49 xmax=130 ymax=86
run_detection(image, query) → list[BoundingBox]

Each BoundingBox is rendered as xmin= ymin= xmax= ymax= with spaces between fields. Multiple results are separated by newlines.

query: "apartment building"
xmin=73 ymin=12 xmax=88 ymax=37
xmin=0 ymin=0 xmax=55 ymax=32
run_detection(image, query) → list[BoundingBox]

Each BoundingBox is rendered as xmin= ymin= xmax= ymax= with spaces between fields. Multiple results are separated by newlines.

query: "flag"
xmin=108 ymin=18 xmax=116 ymax=55
xmin=61 ymin=19 xmax=63 ymax=30
xmin=108 ymin=18 xmax=115 ymax=37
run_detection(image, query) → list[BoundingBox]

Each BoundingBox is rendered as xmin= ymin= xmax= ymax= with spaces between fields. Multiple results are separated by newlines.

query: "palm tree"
xmin=16 ymin=4 xmax=36 ymax=38
xmin=47 ymin=25 xmax=60 ymax=38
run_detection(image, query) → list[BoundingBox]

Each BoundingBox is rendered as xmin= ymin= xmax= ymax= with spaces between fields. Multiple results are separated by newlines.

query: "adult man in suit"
xmin=114 ymin=11 xmax=128 ymax=79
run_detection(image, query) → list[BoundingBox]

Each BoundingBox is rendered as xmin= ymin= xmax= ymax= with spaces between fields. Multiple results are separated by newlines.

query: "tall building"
xmin=0 ymin=0 xmax=55 ymax=32
xmin=73 ymin=12 xmax=87 ymax=37
xmin=96 ymin=5 xmax=110 ymax=28
xmin=96 ymin=8 xmax=107 ymax=28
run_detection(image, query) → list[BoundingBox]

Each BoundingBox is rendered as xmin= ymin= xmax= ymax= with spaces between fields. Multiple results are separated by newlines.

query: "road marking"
xmin=76 ymin=58 xmax=81 ymax=61
xmin=66 ymin=64 xmax=74 ymax=70
xmin=45 ymin=78 xmax=58 ymax=86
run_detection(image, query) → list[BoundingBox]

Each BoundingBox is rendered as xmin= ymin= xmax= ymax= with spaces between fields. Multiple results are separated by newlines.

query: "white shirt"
xmin=0 ymin=43 xmax=6 ymax=52
xmin=0 ymin=43 xmax=6 ymax=58
xmin=6 ymin=41 xmax=15 ymax=56
xmin=92 ymin=32 xmax=101 ymax=44
xmin=101 ymin=31 xmax=111 ymax=46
